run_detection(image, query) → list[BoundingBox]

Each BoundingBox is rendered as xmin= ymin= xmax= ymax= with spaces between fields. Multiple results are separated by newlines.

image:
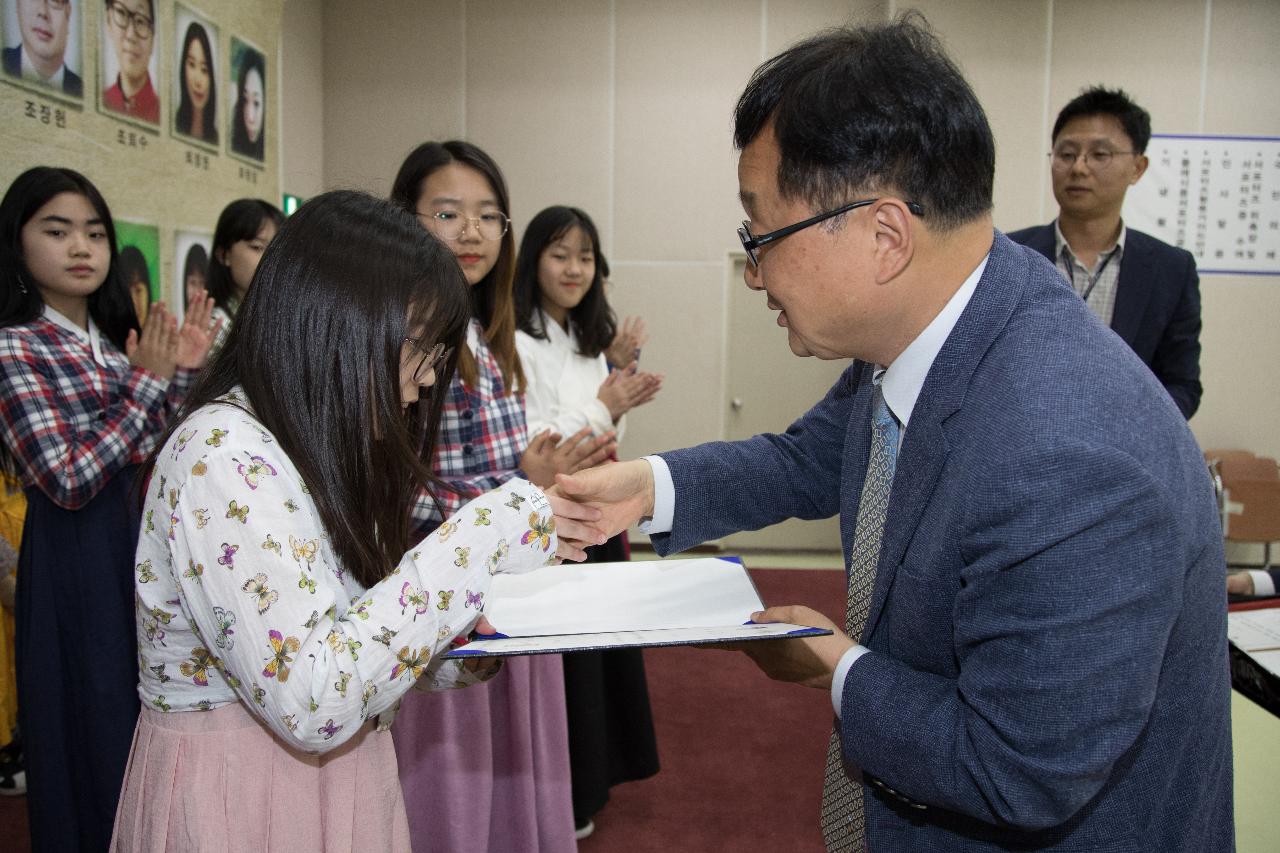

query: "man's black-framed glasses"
xmin=405 ymin=339 xmax=452 ymax=383
xmin=737 ymin=197 xmax=924 ymax=267
xmin=106 ymin=1 xmax=154 ymax=37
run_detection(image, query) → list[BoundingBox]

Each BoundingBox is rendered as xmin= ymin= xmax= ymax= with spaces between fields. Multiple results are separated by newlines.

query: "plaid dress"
xmin=412 ymin=319 xmax=527 ymax=529
xmin=0 ymin=314 xmax=191 ymax=506
xmin=0 ymin=312 xmax=193 ymax=852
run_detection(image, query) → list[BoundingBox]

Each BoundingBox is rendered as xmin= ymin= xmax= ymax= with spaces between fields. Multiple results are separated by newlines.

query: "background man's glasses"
xmin=417 ymin=210 xmax=510 ymax=242
xmin=1049 ymin=148 xmax=1135 ymax=172
xmin=738 ymin=197 xmax=924 ymax=267
xmin=106 ymin=1 xmax=154 ymax=37
xmin=405 ymin=339 xmax=452 ymax=384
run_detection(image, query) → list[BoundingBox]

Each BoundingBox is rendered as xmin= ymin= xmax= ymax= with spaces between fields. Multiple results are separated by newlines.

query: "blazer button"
xmin=461 ymin=409 xmax=474 ymax=420
xmin=462 ymin=444 xmax=473 ymax=455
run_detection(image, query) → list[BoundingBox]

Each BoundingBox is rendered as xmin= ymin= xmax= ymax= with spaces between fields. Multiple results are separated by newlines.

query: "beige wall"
xmin=281 ymin=0 xmax=324 ymax=199
xmin=286 ymin=0 xmax=1280 ymax=537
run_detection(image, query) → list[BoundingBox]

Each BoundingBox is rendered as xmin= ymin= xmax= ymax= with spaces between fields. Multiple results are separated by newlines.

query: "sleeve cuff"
xmin=831 ymin=644 xmax=871 ymax=718
xmin=638 ymin=454 xmax=675 ymax=535
xmin=1250 ymin=570 xmax=1276 ymax=597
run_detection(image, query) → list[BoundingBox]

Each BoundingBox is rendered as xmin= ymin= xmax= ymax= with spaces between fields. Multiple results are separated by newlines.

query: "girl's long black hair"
xmin=141 ymin=190 xmax=471 ymax=587
xmin=513 ymin=205 xmax=616 ymax=358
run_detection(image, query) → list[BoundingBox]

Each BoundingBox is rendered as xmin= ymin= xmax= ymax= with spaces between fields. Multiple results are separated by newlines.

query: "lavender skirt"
xmin=110 ymin=702 xmax=411 ymax=852
xmin=392 ymin=654 xmax=575 ymax=853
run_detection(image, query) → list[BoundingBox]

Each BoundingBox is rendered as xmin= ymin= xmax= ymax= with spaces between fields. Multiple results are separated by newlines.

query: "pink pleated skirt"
xmin=110 ymin=701 xmax=411 ymax=853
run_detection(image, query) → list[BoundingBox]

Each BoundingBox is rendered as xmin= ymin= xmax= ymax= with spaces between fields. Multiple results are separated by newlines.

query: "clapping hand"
xmin=126 ymin=302 xmax=178 ymax=380
xmin=520 ymin=427 xmax=618 ymax=488
xmin=176 ymin=291 xmax=225 ymax=369
xmin=605 ymin=315 xmax=648 ymax=368
xmin=598 ymin=363 xmax=663 ymax=421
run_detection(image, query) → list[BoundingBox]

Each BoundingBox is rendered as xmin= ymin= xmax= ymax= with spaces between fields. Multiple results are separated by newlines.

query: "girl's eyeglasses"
xmin=404 ymin=339 xmax=452 ymax=383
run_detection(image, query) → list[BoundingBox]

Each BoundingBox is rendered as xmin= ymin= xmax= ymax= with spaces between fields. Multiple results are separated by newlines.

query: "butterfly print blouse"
xmin=133 ymin=390 xmax=558 ymax=753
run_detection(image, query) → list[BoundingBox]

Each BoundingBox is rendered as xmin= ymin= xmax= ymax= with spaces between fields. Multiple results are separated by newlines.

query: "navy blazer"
xmin=2 ymin=45 xmax=83 ymax=98
xmin=652 ymin=233 xmax=1232 ymax=852
xmin=1007 ymin=223 xmax=1202 ymax=418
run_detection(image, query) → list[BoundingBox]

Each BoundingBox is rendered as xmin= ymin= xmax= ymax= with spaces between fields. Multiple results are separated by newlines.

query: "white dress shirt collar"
xmin=43 ymin=303 xmax=107 ymax=367
xmin=877 ymin=253 xmax=989 ymax=433
xmin=21 ymin=47 xmax=66 ymax=88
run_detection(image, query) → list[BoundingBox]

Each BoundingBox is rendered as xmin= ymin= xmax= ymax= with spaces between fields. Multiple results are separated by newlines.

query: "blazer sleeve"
xmin=649 ymin=363 xmax=861 ymax=555
xmin=1149 ymin=251 xmax=1202 ymax=419
xmin=838 ymin=438 xmax=1198 ymax=830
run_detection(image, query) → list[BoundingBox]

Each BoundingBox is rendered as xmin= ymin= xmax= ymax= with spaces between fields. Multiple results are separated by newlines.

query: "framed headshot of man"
xmin=1 ymin=0 xmax=85 ymax=103
xmin=173 ymin=229 xmax=212 ymax=321
xmin=171 ymin=4 xmax=218 ymax=150
xmin=227 ymin=36 xmax=265 ymax=165
xmin=98 ymin=0 xmax=158 ymax=127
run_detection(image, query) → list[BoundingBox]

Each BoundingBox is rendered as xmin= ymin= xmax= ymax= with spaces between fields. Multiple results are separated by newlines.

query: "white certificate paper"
xmin=442 ymin=556 xmax=831 ymax=658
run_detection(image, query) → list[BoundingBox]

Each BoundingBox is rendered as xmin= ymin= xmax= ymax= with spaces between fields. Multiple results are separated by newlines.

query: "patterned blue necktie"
xmin=820 ymin=379 xmax=899 ymax=852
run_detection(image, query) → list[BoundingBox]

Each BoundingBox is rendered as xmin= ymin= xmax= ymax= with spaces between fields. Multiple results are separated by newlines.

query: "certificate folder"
xmin=443 ymin=556 xmax=832 ymax=658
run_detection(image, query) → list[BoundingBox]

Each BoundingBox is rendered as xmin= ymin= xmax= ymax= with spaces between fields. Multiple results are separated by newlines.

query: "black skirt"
xmin=16 ymin=467 xmax=142 ymax=852
xmin=564 ymin=533 xmax=661 ymax=825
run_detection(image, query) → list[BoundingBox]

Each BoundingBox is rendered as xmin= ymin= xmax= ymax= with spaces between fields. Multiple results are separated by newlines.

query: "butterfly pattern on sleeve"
xmin=131 ymin=390 xmax=559 ymax=750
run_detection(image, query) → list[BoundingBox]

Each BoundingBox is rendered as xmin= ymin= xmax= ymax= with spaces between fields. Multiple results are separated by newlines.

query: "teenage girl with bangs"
xmin=0 ymin=166 xmax=219 ymax=851
xmin=206 ymin=198 xmax=284 ymax=354
xmin=513 ymin=205 xmax=664 ymax=837
xmin=388 ymin=141 xmax=614 ymax=853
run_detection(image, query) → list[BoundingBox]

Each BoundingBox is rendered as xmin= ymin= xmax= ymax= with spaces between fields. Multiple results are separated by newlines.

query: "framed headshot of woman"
xmin=228 ymin=36 xmax=265 ymax=164
xmin=98 ymin=0 xmax=159 ymax=127
xmin=172 ymin=5 xmax=217 ymax=149
xmin=173 ymin=229 xmax=212 ymax=320
xmin=1 ymin=0 xmax=85 ymax=104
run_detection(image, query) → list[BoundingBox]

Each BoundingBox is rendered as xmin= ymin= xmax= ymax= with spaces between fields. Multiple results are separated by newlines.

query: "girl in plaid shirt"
xmin=0 ymin=167 xmax=220 ymax=852
xmin=388 ymin=142 xmax=616 ymax=853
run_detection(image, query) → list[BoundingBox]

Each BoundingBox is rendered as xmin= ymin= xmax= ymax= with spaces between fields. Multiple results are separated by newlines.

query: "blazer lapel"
xmin=1109 ymin=234 xmax=1150 ymax=348
xmin=1026 ymin=223 xmax=1056 ymax=263
xmin=860 ymin=233 xmax=1025 ymax=641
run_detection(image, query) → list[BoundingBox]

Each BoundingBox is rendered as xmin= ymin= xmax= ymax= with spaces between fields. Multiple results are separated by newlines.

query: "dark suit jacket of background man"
xmin=1008 ymin=223 xmax=1202 ymax=418
xmin=2 ymin=45 xmax=83 ymax=98
xmin=649 ymin=233 xmax=1232 ymax=852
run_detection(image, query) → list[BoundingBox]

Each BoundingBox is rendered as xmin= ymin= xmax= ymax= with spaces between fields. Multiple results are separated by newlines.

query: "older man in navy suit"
xmin=1008 ymin=87 xmax=1201 ymax=418
xmin=558 ymin=15 xmax=1232 ymax=853
xmin=3 ymin=0 xmax=83 ymax=98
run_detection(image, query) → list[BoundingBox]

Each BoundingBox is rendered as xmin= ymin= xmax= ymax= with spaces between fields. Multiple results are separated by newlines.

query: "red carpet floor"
xmin=0 ymin=566 xmax=846 ymax=853
xmin=580 ymin=566 xmax=847 ymax=853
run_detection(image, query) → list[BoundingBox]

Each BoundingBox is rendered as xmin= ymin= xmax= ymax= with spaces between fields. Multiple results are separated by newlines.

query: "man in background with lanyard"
xmin=1011 ymin=87 xmax=1202 ymax=418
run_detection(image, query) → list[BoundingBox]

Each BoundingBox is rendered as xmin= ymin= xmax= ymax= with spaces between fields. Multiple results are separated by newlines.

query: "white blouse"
xmin=515 ymin=310 xmax=624 ymax=441
xmin=133 ymin=390 xmax=558 ymax=752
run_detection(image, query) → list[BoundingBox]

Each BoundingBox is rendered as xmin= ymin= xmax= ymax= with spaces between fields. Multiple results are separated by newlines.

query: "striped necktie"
xmin=820 ymin=379 xmax=899 ymax=851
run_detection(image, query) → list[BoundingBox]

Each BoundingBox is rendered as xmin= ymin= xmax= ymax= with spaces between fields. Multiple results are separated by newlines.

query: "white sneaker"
xmin=573 ymin=819 xmax=595 ymax=841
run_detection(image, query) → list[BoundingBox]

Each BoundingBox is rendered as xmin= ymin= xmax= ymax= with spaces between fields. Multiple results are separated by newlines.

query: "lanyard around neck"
xmin=1061 ymin=243 xmax=1119 ymax=303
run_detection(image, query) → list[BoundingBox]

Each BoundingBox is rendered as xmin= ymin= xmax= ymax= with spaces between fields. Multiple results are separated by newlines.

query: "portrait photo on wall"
xmin=173 ymin=229 xmax=212 ymax=320
xmin=227 ymin=35 xmax=265 ymax=164
xmin=98 ymin=0 xmax=159 ymax=127
xmin=2 ymin=0 xmax=85 ymax=103
xmin=172 ymin=4 xmax=218 ymax=149
xmin=115 ymin=218 xmax=160 ymax=325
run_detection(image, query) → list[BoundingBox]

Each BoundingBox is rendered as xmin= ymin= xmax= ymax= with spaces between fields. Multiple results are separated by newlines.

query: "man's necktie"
xmin=820 ymin=380 xmax=899 ymax=852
